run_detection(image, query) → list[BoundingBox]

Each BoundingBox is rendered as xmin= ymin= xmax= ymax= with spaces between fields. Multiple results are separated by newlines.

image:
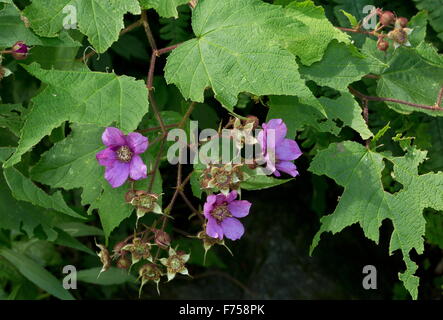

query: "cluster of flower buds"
xmin=375 ymin=10 xmax=413 ymax=51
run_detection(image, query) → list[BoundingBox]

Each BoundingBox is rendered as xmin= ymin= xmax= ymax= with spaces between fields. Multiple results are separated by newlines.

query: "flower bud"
xmin=377 ymin=39 xmax=389 ymax=51
xmin=11 ymin=41 xmax=30 ymax=60
xmin=380 ymin=11 xmax=395 ymax=26
xmin=246 ymin=115 xmax=259 ymax=129
xmin=116 ymin=256 xmax=131 ymax=269
xmin=396 ymin=17 xmax=408 ymax=28
xmin=112 ymin=241 xmax=128 ymax=259
xmin=153 ymin=229 xmax=171 ymax=249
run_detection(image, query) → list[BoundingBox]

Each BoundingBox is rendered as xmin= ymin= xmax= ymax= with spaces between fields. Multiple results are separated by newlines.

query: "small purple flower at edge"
xmin=257 ymin=119 xmax=302 ymax=177
xmin=96 ymin=127 xmax=148 ymax=188
xmin=11 ymin=41 xmax=30 ymax=60
xmin=203 ymin=190 xmax=251 ymax=241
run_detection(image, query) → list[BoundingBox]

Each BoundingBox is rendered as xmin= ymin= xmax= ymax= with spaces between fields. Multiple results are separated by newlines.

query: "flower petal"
xmin=129 ymin=155 xmax=147 ymax=180
xmin=228 ymin=200 xmax=251 ymax=218
xmin=275 ymin=139 xmax=302 ymax=161
xmin=275 ymin=161 xmax=299 ymax=177
xmin=221 ymin=217 xmax=245 ymax=240
xmin=105 ymin=161 xmax=130 ymax=188
xmin=263 ymin=119 xmax=287 ymax=144
xmin=215 ymin=193 xmax=228 ymax=205
xmin=96 ymin=147 xmax=117 ymax=166
xmin=126 ymin=132 xmax=149 ymax=154
xmin=206 ymin=217 xmax=223 ymax=240
xmin=203 ymin=195 xmax=217 ymax=218
xmin=102 ymin=127 xmax=126 ymax=147
xmin=225 ymin=190 xmax=238 ymax=203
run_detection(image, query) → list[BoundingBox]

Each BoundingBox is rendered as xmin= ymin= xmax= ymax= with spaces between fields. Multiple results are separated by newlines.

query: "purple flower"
xmin=203 ymin=190 xmax=251 ymax=241
xmin=96 ymin=127 xmax=148 ymax=188
xmin=11 ymin=41 xmax=30 ymax=60
xmin=257 ymin=119 xmax=302 ymax=177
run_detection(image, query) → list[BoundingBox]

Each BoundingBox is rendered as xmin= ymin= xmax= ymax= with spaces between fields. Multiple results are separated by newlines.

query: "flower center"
xmin=211 ymin=205 xmax=231 ymax=222
xmin=117 ymin=146 xmax=133 ymax=162
xmin=168 ymin=256 xmax=184 ymax=272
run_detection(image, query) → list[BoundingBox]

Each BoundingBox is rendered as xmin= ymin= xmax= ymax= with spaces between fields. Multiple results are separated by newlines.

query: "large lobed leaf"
xmin=23 ymin=0 xmax=141 ymax=53
xmin=309 ymin=141 xmax=443 ymax=299
xmin=165 ymin=0 xmax=348 ymax=112
xmin=3 ymin=63 xmax=149 ymax=168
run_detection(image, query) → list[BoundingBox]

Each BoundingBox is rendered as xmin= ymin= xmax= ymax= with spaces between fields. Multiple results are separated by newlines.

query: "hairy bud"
xmin=116 ymin=256 xmax=131 ymax=269
xmin=11 ymin=41 xmax=30 ymax=60
xmin=153 ymin=229 xmax=171 ymax=249
xmin=377 ymin=39 xmax=389 ymax=51
xmin=396 ymin=17 xmax=408 ymax=28
xmin=380 ymin=11 xmax=395 ymax=26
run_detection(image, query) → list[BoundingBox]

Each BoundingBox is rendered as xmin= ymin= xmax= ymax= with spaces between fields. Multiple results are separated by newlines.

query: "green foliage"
xmin=140 ymin=0 xmax=189 ymax=18
xmin=4 ymin=63 xmax=149 ymax=168
xmin=309 ymin=141 xmax=443 ymax=299
xmin=1 ymin=0 xmax=443 ymax=300
xmin=23 ymin=0 xmax=141 ymax=53
xmin=165 ymin=0 xmax=327 ymax=112
xmin=0 ymin=248 xmax=75 ymax=300
xmin=413 ymin=0 xmax=443 ymax=41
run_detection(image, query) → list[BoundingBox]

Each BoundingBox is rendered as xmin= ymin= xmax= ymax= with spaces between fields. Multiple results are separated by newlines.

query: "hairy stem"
xmin=349 ymin=86 xmax=442 ymax=111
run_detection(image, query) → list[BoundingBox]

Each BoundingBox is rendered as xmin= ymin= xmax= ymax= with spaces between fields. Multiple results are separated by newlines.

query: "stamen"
xmin=117 ymin=146 xmax=133 ymax=162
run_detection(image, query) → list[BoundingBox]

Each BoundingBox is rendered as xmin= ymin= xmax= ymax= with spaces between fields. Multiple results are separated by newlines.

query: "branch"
xmin=348 ymin=86 xmax=443 ymax=111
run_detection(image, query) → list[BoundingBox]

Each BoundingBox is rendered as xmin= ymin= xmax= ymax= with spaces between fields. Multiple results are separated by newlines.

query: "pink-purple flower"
xmin=11 ymin=41 xmax=30 ymax=60
xmin=257 ymin=119 xmax=302 ymax=177
xmin=203 ymin=190 xmax=251 ymax=241
xmin=96 ymin=127 xmax=148 ymax=188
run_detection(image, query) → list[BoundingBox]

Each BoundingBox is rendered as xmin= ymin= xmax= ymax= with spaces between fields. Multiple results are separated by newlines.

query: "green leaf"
xmin=4 ymin=63 xmax=149 ymax=168
xmin=408 ymin=11 xmax=428 ymax=46
xmin=140 ymin=0 xmax=188 ymax=18
xmin=0 ymin=104 xmax=24 ymax=136
xmin=339 ymin=9 xmax=358 ymax=28
xmin=23 ymin=0 xmax=141 ymax=53
xmin=30 ymin=124 xmax=104 ymax=206
xmin=319 ymin=92 xmax=373 ymax=140
xmin=164 ymin=0 xmax=323 ymax=113
xmin=279 ymin=0 xmax=350 ymax=66
xmin=0 ymin=156 xmax=59 ymax=240
xmin=0 ymin=3 xmax=43 ymax=47
xmin=241 ymin=173 xmax=292 ymax=191
xmin=377 ymin=47 xmax=443 ymax=117
xmin=267 ymin=96 xmax=340 ymax=139
xmin=3 ymin=166 xmax=85 ymax=219
xmin=413 ymin=0 xmax=443 ymax=42
xmin=76 ymin=267 xmax=136 ymax=285
xmin=54 ymin=228 xmax=95 ymax=255
xmin=0 ymin=248 xmax=75 ymax=300
xmin=299 ymin=41 xmax=387 ymax=91
xmin=90 ymin=181 xmax=134 ymax=239
xmin=309 ymin=141 xmax=443 ymax=299
xmin=332 ymin=0 xmax=372 ymax=28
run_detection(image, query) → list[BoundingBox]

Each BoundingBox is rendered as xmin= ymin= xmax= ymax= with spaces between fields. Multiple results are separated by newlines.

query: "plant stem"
xmin=348 ymin=86 xmax=442 ymax=111
xmin=436 ymin=87 xmax=443 ymax=108
xmin=141 ymin=11 xmax=157 ymax=51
